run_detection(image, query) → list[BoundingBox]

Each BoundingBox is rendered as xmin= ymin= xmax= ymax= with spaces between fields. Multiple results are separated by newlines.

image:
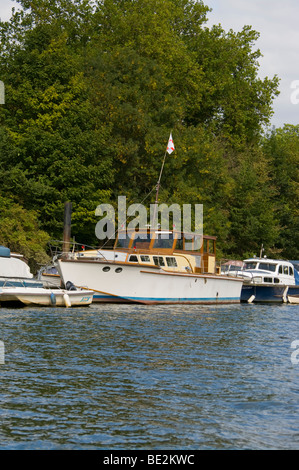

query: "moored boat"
xmin=0 ymin=244 xmax=93 ymax=307
xmin=0 ymin=245 xmax=44 ymax=288
xmin=226 ymin=256 xmax=299 ymax=303
xmin=56 ymin=228 xmax=243 ymax=304
xmin=56 ymin=133 xmax=243 ymax=305
xmin=37 ymin=262 xmax=61 ymax=287
xmin=288 ymin=295 xmax=299 ymax=304
xmin=0 ymin=284 xmax=94 ymax=307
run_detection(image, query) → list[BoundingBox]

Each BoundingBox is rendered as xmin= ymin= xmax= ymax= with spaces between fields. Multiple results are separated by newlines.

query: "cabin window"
xmin=290 ymin=267 xmax=294 ymax=276
xmin=208 ymin=240 xmax=215 ymax=254
xmin=153 ymin=233 xmax=174 ymax=249
xmin=283 ymin=266 xmax=288 ymax=275
xmin=279 ymin=265 xmax=283 ymax=274
xmin=183 ymin=235 xmax=202 ymax=252
xmin=115 ymin=268 xmax=123 ymax=273
xmin=116 ymin=233 xmax=131 ymax=248
xmin=175 ymin=237 xmax=184 ymax=250
xmin=132 ymin=232 xmax=151 ymax=249
xmin=194 ymin=236 xmax=202 ymax=251
xmin=264 ymin=277 xmax=273 ymax=283
xmin=203 ymin=239 xmax=208 ymax=253
xmin=274 ymin=278 xmax=279 ymax=283
xmin=128 ymin=255 xmax=138 ymax=262
xmin=184 ymin=238 xmax=193 ymax=251
xmin=140 ymin=255 xmax=150 ymax=262
xmin=102 ymin=266 xmax=110 ymax=272
xmin=153 ymin=256 xmax=165 ymax=266
xmin=166 ymin=257 xmax=177 ymax=267
xmin=259 ymin=263 xmax=277 ymax=272
xmin=244 ymin=262 xmax=257 ymax=270
xmin=194 ymin=256 xmax=201 ymax=268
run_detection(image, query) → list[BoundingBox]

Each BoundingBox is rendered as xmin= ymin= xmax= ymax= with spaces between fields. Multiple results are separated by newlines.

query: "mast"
xmin=62 ymin=201 xmax=72 ymax=256
xmin=152 ymin=133 xmax=174 ymax=228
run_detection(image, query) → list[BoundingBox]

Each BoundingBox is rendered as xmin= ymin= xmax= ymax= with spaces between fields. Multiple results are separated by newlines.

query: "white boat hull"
xmin=57 ymin=259 xmax=243 ymax=304
xmin=288 ymin=295 xmax=299 ymax=304
xmin=0 ymin=286 xmax=94 ymax=307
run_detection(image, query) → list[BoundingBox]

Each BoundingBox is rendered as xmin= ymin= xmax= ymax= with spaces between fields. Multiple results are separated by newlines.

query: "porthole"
xmin=102 ymin=266 xmax=110 ymax=272
xmin=115 ymin=267 xmax=123 ymax=273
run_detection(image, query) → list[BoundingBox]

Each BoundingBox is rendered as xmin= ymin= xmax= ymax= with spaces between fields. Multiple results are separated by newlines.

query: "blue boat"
xmin=226 ymin=257 xmax=299 ymax=303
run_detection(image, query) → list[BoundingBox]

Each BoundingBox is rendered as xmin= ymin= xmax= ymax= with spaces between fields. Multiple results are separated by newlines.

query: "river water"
xmin=0 ymin=302 xmax=299 ymax=450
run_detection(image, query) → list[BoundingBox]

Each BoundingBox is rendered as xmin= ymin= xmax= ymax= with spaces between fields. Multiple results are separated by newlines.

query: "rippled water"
xmin=1 ymin=302 xmax=299 ymax=450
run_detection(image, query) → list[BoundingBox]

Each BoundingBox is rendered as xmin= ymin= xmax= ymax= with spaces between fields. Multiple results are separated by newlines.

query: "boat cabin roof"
xmin=112 ymin=229 xmax=216 ymax=255
xmin=244 ymin=257 xmax=293 ymax=267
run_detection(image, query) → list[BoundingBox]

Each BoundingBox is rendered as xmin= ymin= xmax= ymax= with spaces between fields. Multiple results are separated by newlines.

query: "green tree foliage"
xmin=0 ymin=0 xmax=114 ymax=245
xmin=226 ymin=147 xmax=279 ymax=257
xmin=0 ymin=195 xmax=50 ymax=272
xmin=0 ymin=0 xmax=295 ymax=261
xmin=263 ymin=125 xmax=299 ymax=259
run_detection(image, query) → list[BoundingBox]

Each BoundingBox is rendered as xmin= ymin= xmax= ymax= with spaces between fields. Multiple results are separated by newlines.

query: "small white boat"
xmin=0 ymin=285 xmax=94 ymax=307
xmin=0 ymin=245 xmax=44 ymax=288
xmin=288 ymin=295 xmax=299 ymax=304
xmin=0 ymin=244 xmax=93 ymax=307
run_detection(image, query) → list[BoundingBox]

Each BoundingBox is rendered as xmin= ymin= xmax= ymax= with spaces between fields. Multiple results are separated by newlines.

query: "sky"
xmin=1 ymin=0 xmax=299 ymax=128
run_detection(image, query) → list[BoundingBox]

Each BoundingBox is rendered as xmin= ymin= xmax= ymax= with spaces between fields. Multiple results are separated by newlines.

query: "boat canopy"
xmin=0 ymin=245 xmax=10 ymax=258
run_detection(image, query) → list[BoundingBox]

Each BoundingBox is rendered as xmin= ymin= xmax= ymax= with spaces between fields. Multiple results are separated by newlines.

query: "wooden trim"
xmin=60 ymin=258 xmax=161 ymax=269
xmin=139 ymin=270 xmax=243 ymax=282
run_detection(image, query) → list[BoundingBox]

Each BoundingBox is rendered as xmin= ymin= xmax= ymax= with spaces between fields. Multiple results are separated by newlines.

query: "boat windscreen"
xmin=116 ymin=233 xmax=131 ymax=248
xmin=153 ymin=232 xmax=174 ymax=249
xmin=258 ymin=263 xmax=277 ymax=272
xmin=244 ymin=262 xmax=258 ymax=270
xmin=132 ymin=232 xmax=152 ymax=248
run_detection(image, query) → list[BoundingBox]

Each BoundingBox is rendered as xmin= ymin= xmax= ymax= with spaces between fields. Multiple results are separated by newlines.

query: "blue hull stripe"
xmin=93 ymin=294 xmax=239 ymax=302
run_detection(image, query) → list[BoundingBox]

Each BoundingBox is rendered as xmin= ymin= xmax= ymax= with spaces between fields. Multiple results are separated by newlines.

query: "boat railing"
xmin=47 ymin=239 xmax=111 ymax=262
xmin=1 ymin=278 xmax=40 ymax=288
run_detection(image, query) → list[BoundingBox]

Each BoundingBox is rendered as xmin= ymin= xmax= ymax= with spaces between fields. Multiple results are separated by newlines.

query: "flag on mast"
xmin=166 ymin=133 xmax=175 ymax=154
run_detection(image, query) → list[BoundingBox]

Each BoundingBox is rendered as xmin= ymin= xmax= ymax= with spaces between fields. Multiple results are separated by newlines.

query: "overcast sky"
xmin=1 ymin=0 xmax=299 ymax=128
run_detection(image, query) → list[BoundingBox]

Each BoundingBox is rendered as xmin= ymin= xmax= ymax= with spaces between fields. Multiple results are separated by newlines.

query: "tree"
xmin=0 ymin=195 xmax=50 ymax=272
xmin=0 ymin=0 xmax=283 ymax=258
xmin=263 ymin=125 xmax=299 ymax=259
xmin=0 ymin=0 xmax=114 ymax=244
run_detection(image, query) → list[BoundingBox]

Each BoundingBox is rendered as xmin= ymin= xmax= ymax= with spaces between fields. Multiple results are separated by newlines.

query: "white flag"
xmin=166 ymin=133 xmax=175 ymax=154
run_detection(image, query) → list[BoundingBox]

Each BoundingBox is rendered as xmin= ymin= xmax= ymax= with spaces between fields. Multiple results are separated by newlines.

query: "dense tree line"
xmin=0 ymin=0 xmax=297 ymax=270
